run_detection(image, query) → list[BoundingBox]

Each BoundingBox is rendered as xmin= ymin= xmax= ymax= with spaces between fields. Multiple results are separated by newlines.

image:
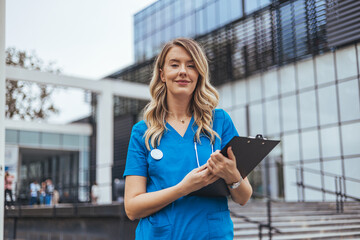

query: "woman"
xmin=124 ymin=38 xmax=252 ymax=239
xmin=4 ymin=171 xmax=15 ymax=209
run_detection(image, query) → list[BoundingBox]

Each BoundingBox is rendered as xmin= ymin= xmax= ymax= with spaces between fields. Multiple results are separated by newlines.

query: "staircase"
xmin=229 ymin=201 xmax=360 ymax=240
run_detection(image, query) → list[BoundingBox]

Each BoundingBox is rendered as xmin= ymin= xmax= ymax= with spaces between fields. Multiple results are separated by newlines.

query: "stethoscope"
xmin=150 ymin=135 xmax=214 ymax=167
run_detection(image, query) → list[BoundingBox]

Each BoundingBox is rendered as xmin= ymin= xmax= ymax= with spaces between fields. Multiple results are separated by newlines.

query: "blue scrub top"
xmin=123 ymin=109 xmax=239 ymax=240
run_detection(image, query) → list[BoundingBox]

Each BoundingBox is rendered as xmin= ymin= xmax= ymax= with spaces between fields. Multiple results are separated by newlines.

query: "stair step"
xmin=233 ymin=218 xmax=360 ymax=230
xmin=234 ymin=231 xmax=360 ymax=240
xmin=231 ymin=213 xmax=360 ymax=223
xmin=233 ymin=224 xmax=360 ymax=238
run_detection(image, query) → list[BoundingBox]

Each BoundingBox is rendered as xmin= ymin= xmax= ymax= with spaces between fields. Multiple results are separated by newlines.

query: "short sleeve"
xmin=220 ymin=110 xmax=239 ymax=149
xmin=123 ymin=122 xmax=149 ymax=178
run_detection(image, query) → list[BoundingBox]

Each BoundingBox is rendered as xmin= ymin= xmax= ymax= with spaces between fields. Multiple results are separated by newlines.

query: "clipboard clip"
xmin=248 ymin=134 xmax=267 ymax=144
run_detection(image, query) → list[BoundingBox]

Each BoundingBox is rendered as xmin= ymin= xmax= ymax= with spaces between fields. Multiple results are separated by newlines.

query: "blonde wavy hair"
xmin=143 ymin=38 xmax=220 ymax=150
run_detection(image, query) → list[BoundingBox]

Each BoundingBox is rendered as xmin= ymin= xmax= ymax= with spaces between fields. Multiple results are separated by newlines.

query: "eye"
xmin=188 ymin=65 xmax=195 ymax=68
xmin=171 ymin=64 xmax=179 ymax=67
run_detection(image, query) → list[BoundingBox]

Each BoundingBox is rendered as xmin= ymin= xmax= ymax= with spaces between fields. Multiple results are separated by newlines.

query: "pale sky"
xmin=6 ymin=0 xmax=156 ymax=123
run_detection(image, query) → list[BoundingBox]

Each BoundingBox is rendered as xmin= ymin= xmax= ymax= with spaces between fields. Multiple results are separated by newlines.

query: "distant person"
xmin=123 ymin=38 xmax=252 ymax=239
xmin=29 ymin=180 xmax=40 ymax=205
xmin=4 ymin=171 xmax=15 ymax=209
xmin=39 ymin=181 xmax=47 ymax=205
xmin=91 ymin=182 xmax=99 ymax=204
xmin=45 ymin=179 xmax=54 ymax=205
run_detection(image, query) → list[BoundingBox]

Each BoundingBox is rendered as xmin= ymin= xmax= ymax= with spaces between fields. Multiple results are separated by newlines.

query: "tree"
xmin=5 ymin=47 xmax=61 ymax=120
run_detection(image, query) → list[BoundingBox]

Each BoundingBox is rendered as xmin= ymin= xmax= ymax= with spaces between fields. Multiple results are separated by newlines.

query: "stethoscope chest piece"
xmin=151 ymin=149 xmax=163 ymax=160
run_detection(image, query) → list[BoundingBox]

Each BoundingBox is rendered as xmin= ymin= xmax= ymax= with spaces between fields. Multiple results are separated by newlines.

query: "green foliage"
xmin=5 ymin=47 xmax=61 ymax=120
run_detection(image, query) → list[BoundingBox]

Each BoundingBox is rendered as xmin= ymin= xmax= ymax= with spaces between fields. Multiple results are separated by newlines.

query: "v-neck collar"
xmin=166 ymin=115 xmax=194 ymax=140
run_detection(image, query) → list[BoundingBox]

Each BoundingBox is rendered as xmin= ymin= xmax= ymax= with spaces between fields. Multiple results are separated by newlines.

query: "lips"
xmin=175 ymin=80 xmax=191 ymax=84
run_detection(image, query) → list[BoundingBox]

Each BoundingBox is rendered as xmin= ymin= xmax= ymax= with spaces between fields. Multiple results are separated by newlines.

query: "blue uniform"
xmin=124 ymin=109 xmax=239 ymax=240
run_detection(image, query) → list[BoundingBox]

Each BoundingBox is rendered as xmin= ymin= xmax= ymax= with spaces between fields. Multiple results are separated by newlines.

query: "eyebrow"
xmin=168 ymin=59 xmax=194 ymax=63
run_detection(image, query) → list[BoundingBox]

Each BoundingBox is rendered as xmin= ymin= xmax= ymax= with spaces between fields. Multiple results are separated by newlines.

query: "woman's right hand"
xmin=177 ymin=164 xmax=219 ymax=195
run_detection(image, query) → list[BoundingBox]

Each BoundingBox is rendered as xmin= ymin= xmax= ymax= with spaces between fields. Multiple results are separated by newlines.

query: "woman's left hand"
xmin=206 ymin=147 xmax=242 ymax=185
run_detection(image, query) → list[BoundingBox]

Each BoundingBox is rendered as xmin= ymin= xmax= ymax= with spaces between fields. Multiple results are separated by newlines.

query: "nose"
xmin=179 ymin=64 xmax=187 ymax=77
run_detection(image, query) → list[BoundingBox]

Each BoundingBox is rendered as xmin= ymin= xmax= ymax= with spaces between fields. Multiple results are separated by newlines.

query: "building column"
xmin=0 ymin=0 xmax=6 ymax=235
xmin=96 ymin=86 xmax=114 ymax=204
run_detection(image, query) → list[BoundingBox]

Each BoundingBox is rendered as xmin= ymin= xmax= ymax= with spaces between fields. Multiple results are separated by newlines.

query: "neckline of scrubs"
xmin=165 ymin=115 xmax=195 ymax=141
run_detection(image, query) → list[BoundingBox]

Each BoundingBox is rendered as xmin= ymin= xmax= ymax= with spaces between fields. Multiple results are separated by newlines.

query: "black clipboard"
xmin=189 ymin=135 xmax=280 ymax=197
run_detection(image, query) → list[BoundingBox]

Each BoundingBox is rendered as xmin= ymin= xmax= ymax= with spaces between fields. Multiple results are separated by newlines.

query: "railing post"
xmin=296 ymin=168 xmax=301 ymax=202
xmin=339 ymin=177 xmax=344 ymax=213
xmin=335 ymin=176 xmax=339 ymax=213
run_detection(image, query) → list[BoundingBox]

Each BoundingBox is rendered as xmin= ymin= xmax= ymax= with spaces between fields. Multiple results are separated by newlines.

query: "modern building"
xmin=4 ymin=119 xmax=92 ymax=204
xmin=108 ymin=0 xmax=360 ymax=202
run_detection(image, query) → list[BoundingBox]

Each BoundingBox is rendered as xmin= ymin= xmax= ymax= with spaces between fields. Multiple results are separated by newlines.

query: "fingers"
xmin=227 ymin=146 xmax=236 ymax=161
xmin=194 ymin=163 xmax=207 ymax=173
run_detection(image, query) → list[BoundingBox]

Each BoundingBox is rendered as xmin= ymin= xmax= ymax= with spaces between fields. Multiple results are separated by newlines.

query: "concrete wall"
xmin=4 ymin=204 xmax=138 ymax=240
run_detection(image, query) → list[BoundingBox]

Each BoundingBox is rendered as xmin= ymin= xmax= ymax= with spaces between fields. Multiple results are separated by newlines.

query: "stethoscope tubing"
xmin=150 ymin=134 xmax=214 ymax=165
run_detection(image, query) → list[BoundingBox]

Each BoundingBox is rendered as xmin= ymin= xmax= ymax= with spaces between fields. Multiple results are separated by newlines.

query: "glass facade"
xmin=5 ymin=129 xmax=90 ymax=203
xmin=134 ymin=0 xmax=270 ymax=63
xmin=220 ymin=45 xmax=360 ymax=200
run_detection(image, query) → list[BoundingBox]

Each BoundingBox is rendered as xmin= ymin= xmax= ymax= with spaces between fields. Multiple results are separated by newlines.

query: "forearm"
xmin=125 ymin=183 xmax=186 ymax=220
xmin=229 ymin=177 xmax=253 ymax=205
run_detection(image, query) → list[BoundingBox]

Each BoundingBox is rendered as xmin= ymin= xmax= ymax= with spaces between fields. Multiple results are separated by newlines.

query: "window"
xmin=245 ymin=0 xmax=259 ymax=14
xmin=184 ymin=0 xmax=193 ymax=14
xmin=297 ymin=59 xmax=315 ymax=90
xmin=206 ymin=1 xmax=218 ymax=32
xmin=341 ymin=122 xmax=360 ymax=156
xmin=5 ymin=130 xmax=18 ymax=144
xmin=248 ymin=74 xmax=262 ymax=102
xmin=249 ymin=103 xmax=264 ymax=136
xmin=174 ymin=18 xmax=183 ymax=39
xmin=338 ymin=79 xmax=360 ymax=122
xmin=221 ymin=83 xmax=233 ymax=108
xmin=299 ymin=90 xmax=318 ymax=129
xmin=265 ymin=99 xmax=281 ymax=136
xmin=174 ymin=0 xmax=182 ymax=20
xmin=63 ymin=134 xmax=80 ymax=148
xmin=281 ymin=95 xmax=299 ymax=132
xmin=195 ymin=0 xmax=205 ymax=9
xmin=263 ymin=70 xmax=279 ymax=99
xmin=196 ymin=8 xmax=206 ymax=35
xmin=230 ymin=0 xmax=243 ymax=21
xmin=344 ymin=157 xmax=360 ymax=197
xmin=42 ymin=133 xmax=61 ymax=147
xmin=301 ymin=129 xmax=320 ymax=160
xmin=19 ymin=131 xmax=39 ymax=146
xmin=282 ymin=132 xmax=300 ymax=163
xmin=185 ymin=13 xmax=196 ymax=37
xmin=164 ymin=4 xmax=173 ymax=25
xmin=155 ymin=7 xmax=163 ymax=30
xmin=219 ymin=0 xmax=231 ymax=26
xmin=315 ymin=52 xmax=336 ymax=85
xmin=323 ymin=159 xmax=342 ymax=200
xmin=279 ymin=64 xmax=296 ymax=94
xmin=303 ymin=161 xmax=322 ymax=201
xmin=320 ymin=126 xmax=341 ymax=159
xmin=335 ymin=45 xmax=357 ymax=80
xmin=233 ymin=107 xmax=247 ymax=136
xmin=234 ymin=79 xmax=247 ymax=105
xmin=318 ymin=85 xmax=339 ymax=126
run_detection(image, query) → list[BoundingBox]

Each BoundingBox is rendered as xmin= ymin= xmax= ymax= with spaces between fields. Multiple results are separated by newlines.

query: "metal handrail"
xmin=295 ymin=166 xmax=360 ymax=184
xmin=295 ymin=167 xmax=360 ymax=214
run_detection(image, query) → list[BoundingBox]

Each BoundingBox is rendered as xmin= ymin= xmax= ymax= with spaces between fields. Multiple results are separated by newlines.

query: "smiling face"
xmin=160 ymin=45 xmax=199 ymax=101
